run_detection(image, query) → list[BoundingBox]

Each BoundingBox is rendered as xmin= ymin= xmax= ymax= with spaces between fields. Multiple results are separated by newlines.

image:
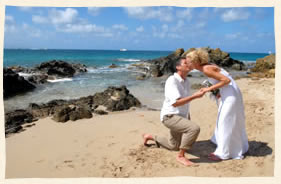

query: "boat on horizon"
xmin=120 ymin=48 xmax=127 ymax=51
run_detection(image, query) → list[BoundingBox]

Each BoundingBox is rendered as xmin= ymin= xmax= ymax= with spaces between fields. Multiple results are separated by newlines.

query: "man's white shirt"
xmin=160 ymin=73 xmax=190 ymax=121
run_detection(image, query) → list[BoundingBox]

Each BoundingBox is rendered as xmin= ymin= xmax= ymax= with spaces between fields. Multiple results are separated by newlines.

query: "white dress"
xmin=208 ymin=68 xmax=249 ymax=159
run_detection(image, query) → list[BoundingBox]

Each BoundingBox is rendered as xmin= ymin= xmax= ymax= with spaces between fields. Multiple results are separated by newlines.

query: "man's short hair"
xmin=174 ymin=57 xmax=185 ymax=71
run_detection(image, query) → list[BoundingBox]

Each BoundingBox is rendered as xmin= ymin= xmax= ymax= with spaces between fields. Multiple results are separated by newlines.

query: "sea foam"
xmin=47 ymin=78 xmax=73 ymax=83
xmin=116 ymin=58 xmax=141 ymax=62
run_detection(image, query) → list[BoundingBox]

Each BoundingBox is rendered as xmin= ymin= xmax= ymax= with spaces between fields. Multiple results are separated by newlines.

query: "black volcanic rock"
xmin=142 ymin=47 xmax=245 ymax=78
xmin=5 ymin=109 xmax=34 ymax=135
xmin=3 ymin=68 xmax=36 ymax=98
xmin=5 ymin=86 xmax=141 ymax=135
xmin=182 ymin=47 xmax=245 ymax=69
xmin=145 ymin=48 xmax=184 ymax=77
xmin=92 ymin=85 xmax=142 ymax=111
xmin=35 ymin=60 xmax=87 ymax=77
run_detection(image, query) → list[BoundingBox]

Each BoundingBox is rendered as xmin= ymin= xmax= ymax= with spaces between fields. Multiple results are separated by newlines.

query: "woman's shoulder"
xmin=202 ymin=64 xmax=220 ymax=73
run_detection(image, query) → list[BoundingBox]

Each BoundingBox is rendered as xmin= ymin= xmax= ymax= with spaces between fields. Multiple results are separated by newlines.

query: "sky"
xmin=4 ymin=6 xmax=275 ymax=53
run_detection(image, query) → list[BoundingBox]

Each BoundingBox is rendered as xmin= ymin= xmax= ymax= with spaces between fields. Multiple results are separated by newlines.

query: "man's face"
xmin=177 ymin=58 xmax=193 ymax=72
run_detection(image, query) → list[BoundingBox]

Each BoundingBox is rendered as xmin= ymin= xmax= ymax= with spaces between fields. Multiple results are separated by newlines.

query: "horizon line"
xmin=3 ymin=48 xmax=273 ymax=54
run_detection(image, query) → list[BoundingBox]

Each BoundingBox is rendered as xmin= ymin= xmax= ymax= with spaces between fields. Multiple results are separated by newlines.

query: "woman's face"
xmin=185 ymin=57 xmax=196 ymax=70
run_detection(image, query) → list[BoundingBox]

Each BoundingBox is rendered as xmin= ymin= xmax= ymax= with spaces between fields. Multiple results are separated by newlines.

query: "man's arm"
xmin=172 ymin=90 xmax=205 ymax=107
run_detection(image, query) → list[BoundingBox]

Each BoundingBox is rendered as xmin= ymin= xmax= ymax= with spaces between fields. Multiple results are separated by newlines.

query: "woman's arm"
xmin=201 ymin=66 xmax=231 ymax=93
xmin=172 ymin=90 xmax=205 ymax=107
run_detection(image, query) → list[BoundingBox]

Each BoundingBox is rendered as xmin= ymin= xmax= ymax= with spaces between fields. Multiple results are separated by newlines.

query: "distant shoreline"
xmin=3 ymin=48 xmax=273 ymax=55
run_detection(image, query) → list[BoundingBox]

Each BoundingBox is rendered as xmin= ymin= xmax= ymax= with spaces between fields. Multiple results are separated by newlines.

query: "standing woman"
xmin=185 ymin=48 xmax=249 ymax=160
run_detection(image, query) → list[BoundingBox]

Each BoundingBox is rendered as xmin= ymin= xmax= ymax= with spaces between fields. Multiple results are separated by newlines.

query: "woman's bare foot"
xmin=176 ymin=155 xmax=194 ymax=166
xmin=142 ymin=133 xmax=154 ymax=146
xmin=208 ymin=153 xmax=222 ymax=161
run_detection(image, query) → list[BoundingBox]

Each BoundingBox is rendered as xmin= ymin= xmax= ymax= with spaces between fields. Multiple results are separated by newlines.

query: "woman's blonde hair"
xmin=186 ymin=48 xmax=209 ymax=65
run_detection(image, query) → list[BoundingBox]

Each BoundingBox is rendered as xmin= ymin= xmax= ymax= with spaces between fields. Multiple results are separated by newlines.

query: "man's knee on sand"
xmin=192 ymin=124 xmax=200 ymax=136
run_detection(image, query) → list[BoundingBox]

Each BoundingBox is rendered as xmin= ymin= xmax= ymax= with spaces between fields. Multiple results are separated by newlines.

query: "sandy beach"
xmin=5 ymin=77 xmax=275 ymax=178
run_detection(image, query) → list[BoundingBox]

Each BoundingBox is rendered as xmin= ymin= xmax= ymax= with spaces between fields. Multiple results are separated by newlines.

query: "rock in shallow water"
xmin=3 ymin=68 xmax=36 ymax=98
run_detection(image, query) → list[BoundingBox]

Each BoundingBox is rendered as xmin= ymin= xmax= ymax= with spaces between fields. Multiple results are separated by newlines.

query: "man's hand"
xmin=199 ymin=87 xmax=209 ymax=93
xmin=192 ymin=90 xmax=205 ymax=98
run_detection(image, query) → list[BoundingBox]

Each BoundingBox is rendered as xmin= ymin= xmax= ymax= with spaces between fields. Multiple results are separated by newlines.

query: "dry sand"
xmin=5 ymin=77 xmax=275 ymax=178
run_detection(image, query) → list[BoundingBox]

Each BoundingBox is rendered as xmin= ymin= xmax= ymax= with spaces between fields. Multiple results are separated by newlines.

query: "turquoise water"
xmin=3 ymin=49 xmax=270 ymax=111
xmin=4 ymin=49 xmax=269 ymax=68
xmin=3 ymin=49 xmax=172 ymax=68
xmin=229 ymin=52 xmax=269 ymax=63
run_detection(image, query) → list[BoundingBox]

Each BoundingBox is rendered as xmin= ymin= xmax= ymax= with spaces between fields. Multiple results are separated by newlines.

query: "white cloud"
xmin=49 ymin=8 xmax=78 ymax=24
xmin=22 ymin=23 xmax=29 ymax=30
xmin=257 ymin=32 xmax=273 ymax=38
xmin=21 ymin=23 xmax=42 ymax=37
xmin=225 ymin=33 xmax=241 ymax=40
xmin=88 ymin=7 xmax=101 ymax=16
xmin=136 ymin=26 xmax=144 ymax=32
xmin=112 ymin=24 xmax=128 ymax=31
xmin=124 ymin=7 xmax=173 ymax=22
xmin=174 ymin=20 xmax=185 ymax=31
xmin=32 ymin=15 xmax=48 ymax=24
xmin=99 ymin=32 xmax=114 ymax=37
xmin=221 ymin=8 xmax=250 ymax=22
xmin=152 ymin=24 xmax=170 ymax=38
xmin=18 ymin=7 xmax=32 ymax=12
xmin=4 ymin=24 xmax=16 ymax=33
xmin=168 ymin=33 xmax=182 ymax=39
xmin=162 ymin=24 xmax=169 ymax=32
xmin=176 ymin=8 xmax=192 ymax=21
xmin=56 ymin=23 xmax=105 ymax=33
xmin=5 ymin=15 xmax=14 ymax=23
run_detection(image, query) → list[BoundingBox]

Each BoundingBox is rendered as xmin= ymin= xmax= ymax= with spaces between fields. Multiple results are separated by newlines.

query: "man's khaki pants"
xmin=155 ymin=114 xmax=200 ymax=151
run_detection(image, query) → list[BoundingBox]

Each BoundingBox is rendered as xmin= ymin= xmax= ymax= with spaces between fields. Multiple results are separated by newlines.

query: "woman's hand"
xmin=193 ymin=90 xmax=205 ymax=99
xmin=199 ymin=88 xmax=209 ymax=93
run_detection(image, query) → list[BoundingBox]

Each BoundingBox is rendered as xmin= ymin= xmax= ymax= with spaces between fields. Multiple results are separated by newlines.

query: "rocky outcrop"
xmin=91 ymin=86 xmax=141 ymax=111
xmin=182 ymin=47 xmax=245 ymax=69
xmin=5 ymin=60 xmax=88 ymax=97
xmin=109 ymin=64 xmax=119 ymax=68
xmin=52 ymin=105 xmax=93 ymax=123
xmin=145 ymin=48 xmax=184 ymax=77
xmin=5 ymin=86 xmax=141 ymax=135
xmin=140 ymin=47 xmax=245 ymax=78
xmin=27 ymin=74 xmax=49 ymax=84
xmin=8 ymin=60 xmax=87 ymax=83
xmin=5 ymin=110 xmax=35 ymax=134
xmin=250 ymin=54 xmax=275 ymax=78
xmin=3 ymin=68 xmax=36 ymax=98
xmin=34 ymin=60 xmax=87 ymax=78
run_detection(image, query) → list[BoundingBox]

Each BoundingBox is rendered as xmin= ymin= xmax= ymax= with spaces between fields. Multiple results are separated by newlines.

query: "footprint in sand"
xmin=108 ymin=142 xmax=116 ymax=147
xmin=67 ymin=164 xmax=75 ymax=168
xmin=36 ymin=159 xmax=45 ymax=163
xmin=64 ymin=160 xmax=73 ymax=163
xmin=129 ymin=129 xmax=139 ymax=133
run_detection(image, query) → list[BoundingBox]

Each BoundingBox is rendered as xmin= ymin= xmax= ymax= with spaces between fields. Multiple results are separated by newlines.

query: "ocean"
xmin=3 ymin=49 xmax=269 ymax=111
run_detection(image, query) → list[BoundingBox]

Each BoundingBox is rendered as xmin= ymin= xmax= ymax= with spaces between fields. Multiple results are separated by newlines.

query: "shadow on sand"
xmin=187 ymin=140 xmax=273 ymax=163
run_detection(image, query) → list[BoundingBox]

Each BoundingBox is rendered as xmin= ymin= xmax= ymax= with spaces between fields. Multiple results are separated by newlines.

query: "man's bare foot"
xmin=142 ymin=133 xmax=154 ymax=146
xmin=208 ymin=153 xmax=222 ymax=161
xmin=176 ymin=155 xmax=194 ymax=166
